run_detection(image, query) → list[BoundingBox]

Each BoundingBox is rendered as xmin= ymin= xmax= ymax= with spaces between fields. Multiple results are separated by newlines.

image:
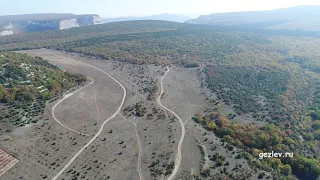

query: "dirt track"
xmin=51 ymin=54 xmax=127 ymax=180
xmin=51 ymin=80 xmax=94 ymax=137
xmin=157 ymin=67 xmax=184 ymax=180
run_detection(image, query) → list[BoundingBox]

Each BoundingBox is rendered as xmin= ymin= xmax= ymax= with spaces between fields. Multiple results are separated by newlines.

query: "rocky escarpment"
xmin=0 ymin=22 xmax=13 ymax=36
xmin=77 ymin=15 xmax=102 ymax=26
xmin=0 ymin=13 xmax=102 ymax=36
xmin=185 ymin=5 xmax=320 ymax=32
xmin=59 ymin=19 xmax=79 ymax=30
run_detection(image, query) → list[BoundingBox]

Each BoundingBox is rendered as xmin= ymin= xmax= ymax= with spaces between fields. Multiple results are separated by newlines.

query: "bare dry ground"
xmin=0 ymin=49 xmax=269 ymax=180
xmin=161 ymin=67 xmax=210 ymax=121
xmin=58 ymin=115 xmax=139 ymax=180
xmin=159 ymin=67 xmax=211 ymax=178
xmin=0 ymin=104 xmax=91 ymax=179
xmin=84 ymin=56 xmax=182 ymax=179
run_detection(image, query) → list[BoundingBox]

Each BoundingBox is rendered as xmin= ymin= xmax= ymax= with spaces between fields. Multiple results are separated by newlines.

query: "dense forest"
xmin=1 ymin=20 xmax=320 ymax=179
xmin=0 ymin=52 xmax=86 ymax=127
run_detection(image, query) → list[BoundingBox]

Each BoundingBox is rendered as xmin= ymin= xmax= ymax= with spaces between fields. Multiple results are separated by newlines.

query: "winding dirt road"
xmin=51 ymin=63 xmax=127 ymax=180
xmin=157 ymin=66 xmax=185 ymax=180
xmin=51 ymin=81 xmax=94 ymax=137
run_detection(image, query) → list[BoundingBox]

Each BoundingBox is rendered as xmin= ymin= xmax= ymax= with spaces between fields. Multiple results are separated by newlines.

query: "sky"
xmin=0 ymin=0 xmax=320 ymax=18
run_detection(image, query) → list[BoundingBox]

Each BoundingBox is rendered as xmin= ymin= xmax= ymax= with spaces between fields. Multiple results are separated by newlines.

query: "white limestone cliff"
xmin=59 ymin=19 xmax=79 ymax=30
xmin=0 ymin=30 xmax=13 ymax=36
xmin=0 ymin=22 xmax=13 ymax=36
xmin=0 ymin=14 xmax=102 ymax=36
xmin=77 ymin=15 xmax=102 ymax=26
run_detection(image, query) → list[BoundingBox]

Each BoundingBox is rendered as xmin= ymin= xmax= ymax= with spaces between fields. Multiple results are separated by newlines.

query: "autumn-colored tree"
xmin=0 ymin=85 xmax=5 ymax=100
xmin=218 ymin=116 xmax=228 ymax=128
xmin=2 ymin=91 xmax=13 ymax=103
xmin=251 ymin=148 xmax=262 ymax=157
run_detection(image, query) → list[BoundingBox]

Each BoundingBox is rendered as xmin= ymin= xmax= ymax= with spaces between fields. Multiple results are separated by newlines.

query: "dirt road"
xmin=157 ymin=66 xmax=185 ymax=180
xmin=51 ymin=81 xmax=94 ymax=137
xmin=51 ymin=63 xmax=127 ymax=180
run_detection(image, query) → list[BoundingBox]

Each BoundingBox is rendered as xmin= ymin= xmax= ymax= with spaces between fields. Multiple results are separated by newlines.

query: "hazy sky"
xmin=1 ymin=0 xmax=320 ymax=18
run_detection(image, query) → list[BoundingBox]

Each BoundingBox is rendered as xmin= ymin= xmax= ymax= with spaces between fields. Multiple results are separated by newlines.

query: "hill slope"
xmin=102 ymin=13 xmax=191 ymax=23
xmin=186 ymin=6 xmax=320 ymax=31
xmin=0 ymin=52 xmax=86 ymax=130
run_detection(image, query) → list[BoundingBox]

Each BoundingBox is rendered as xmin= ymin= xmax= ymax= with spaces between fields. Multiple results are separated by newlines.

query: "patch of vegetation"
xmin=135 ymin=102 xmax=146 ymax=117
xmin=205 ymin=66 xmax=290 ymax=121
xmin=165 ymin=162 xmax=174 ymax=175
xmin=194 ymin=109 xmax=320 ymax=179
xmin=0 ymin=52 xmax=86 ymax=127
xmin=184 ymin=61 xmax=200 ymax=68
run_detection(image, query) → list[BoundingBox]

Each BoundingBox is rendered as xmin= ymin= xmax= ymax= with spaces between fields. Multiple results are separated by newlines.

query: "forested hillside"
xmin=1 ymin=21 xmax=320 ymax=69
xmin=0 ymin=52 xmax=86 ymax=131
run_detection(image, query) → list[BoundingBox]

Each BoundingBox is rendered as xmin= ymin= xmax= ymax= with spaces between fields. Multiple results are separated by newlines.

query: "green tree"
xmin=196 ymin=113 xmax=203 ymax=123
xmin=207 ymin=121 xmax=216 ymax=130
xmin=281 ymin=164 xmax=292 ymax=176
xmin=312 ymin=121 xmax=320 ymax=130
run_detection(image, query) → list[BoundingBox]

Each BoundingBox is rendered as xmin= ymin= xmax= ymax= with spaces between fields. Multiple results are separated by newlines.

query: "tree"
xmin=308 ymin=110 xmax=320 ymax=120
xmin=268 ymin=158 xmax=281 ymax=169
xmin=281 ymin=164 xmax=292 ymax=176
xmin=15 ymin=86 xmax=37 ymax=102
xmin=204 ymin=116 xmax=210 ymax=125
xmin=209 ymin=111 xmax=219 ymax=120
xmin=217 ymin=127 xmax=233 ymax=136
xmin=312 ymin=121 xmax=320 ymax=130
xmin=2 ymin=92 xmax=13 ymax=103
xmin=184 ymin=61 xmax=200 ymax=68
xmin=207 ymin=121 xmax=216 ymax=130
xmin=314 ymin=130 xmax=320 ymax=140
xmin=196 ymin=113 xmax=203 ymax=123
xmin=0 ymin=85 xmax=4 ymax=100
xmin=218 ymin=116 xmax=228 ymax=128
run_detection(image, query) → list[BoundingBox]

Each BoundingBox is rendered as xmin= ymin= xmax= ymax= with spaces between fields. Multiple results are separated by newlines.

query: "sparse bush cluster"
xmin=205 ymin=67 xmax=290 ymax=122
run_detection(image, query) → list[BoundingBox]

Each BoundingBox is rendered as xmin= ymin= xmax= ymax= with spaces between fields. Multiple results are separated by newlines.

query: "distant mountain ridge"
xmin=102 ymin=13 xmax=191 ymax=23
xmin=0 ymin=13 xmax=102 ymax=36
xmin=185 ymin=5 xmax=320 ymax=31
